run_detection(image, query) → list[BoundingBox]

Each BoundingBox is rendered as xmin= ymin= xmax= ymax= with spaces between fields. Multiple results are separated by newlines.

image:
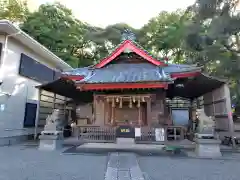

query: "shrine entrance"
xmin=114 ymin=102 xmax=147 ymax=126
xmin=95 ymin=94 xmax=152 ymax=127
xmin=35 ymin=31 xmax=234 ymax=146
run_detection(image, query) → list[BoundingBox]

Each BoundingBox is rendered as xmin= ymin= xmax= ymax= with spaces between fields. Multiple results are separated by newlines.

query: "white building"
xmin=0 ymin=20 xmax=72 ymax=136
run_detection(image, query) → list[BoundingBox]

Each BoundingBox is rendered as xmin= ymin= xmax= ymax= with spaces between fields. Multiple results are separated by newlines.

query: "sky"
xmin=28 ymin=0 xmax=196 ymax=28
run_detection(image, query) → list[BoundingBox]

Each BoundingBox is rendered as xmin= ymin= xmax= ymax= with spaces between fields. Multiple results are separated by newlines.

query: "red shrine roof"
xmin=60 ymin=39 xmax=202 ymax=91
xmin=37 ymin=32 xmax=226 ymax=99
xmin=94 ymin=40 xmax=167 ymax=68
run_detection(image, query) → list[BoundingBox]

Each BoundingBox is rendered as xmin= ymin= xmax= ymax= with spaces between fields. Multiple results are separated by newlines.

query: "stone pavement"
xmin=139 ymin=156 xmax=240 ymax=180
xmin=2 ymin=145 xmax=240 ymax=180
xmin=104 ymin=153 xmax=144 ymax=180
xmin=0 ymin=145 xmax=107 ymax=180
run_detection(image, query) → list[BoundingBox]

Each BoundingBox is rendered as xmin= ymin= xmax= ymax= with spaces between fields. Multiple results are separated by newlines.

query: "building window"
xmin=19 ymin=53 xmax=56 ymax=83
xmin=23 ymin=103 xmax=37 ymax=127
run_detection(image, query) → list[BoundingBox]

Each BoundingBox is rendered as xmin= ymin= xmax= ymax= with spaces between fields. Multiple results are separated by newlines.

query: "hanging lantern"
xmin=141 ymin=96 xmax=145 ymax=102
xmin=116 ymin=97 xmax=119 ymax=103
xmin=119 ymin=97 xmax=122 ymax=108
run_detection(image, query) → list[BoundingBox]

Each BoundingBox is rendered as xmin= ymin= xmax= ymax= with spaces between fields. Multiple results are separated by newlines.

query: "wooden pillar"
xmin=138 ymin=106 xmax=141 ymax=126
xmin=189 ymin=99 xmax=193 ymax=132
xmin=102 ymin=99 xmax=105 ymax=125
xmin=52 ymin=93 xmax=56 ymax=109
xmin=34 ymin=89 xmax=42 ymax=140
xmin=146 ymin=98 xmax=151 ymax=126
xmin=105 ymin=97 xmax=111 ymax=125
xmin=223 ymin=84 xmax=236 ymax=147
xmin=111 ymin=98 xmax=115 ymax=125
xmin=137 ymin=98 xmax=142 ymax=126
xmin=104 ymin=100 xmax=107 ymax=125
xmin=212 ymin=91 xmax=216 ymax=116
xmin=63 ymin=97 xmax=67 ymax=123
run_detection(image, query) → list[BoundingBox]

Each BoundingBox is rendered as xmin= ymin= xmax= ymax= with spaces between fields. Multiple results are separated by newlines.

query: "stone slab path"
xmin=105 ymin=153 xmax=144 ymax=180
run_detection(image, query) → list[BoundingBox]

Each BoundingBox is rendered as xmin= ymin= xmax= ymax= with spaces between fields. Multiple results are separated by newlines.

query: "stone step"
xmin=104 ymin=153 xmax=144 ymax=180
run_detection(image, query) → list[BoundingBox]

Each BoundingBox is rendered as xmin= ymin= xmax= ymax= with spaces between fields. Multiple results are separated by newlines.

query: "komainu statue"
xmin=196 ymin=108 xmax=215 ymax=135
xmin=39 ymin=109 xmax=64 ymax=151
xmin=194 ymin=108 xmax=222 ymax=158
xmin=45 ymin=109 xmax=64 ymax=131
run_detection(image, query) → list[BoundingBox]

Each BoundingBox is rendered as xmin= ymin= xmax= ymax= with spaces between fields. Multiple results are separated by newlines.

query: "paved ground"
xmin=0 ymin=146 xmax=107 ymax=180
xmin=138 ymin=156 xmax=240 ymax=180
xmin=1 ymin=145 xmax=240 ymax=180
xmin=105 ymin=152 xmax=144 ymax=180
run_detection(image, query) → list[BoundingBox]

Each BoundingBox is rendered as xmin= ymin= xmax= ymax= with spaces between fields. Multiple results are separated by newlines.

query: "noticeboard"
xmin=116 ymin=125 xmax=135 ymax=138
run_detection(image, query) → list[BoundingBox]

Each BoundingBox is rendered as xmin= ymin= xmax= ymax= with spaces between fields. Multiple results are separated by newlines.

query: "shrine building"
xmin=36 ymin=33 xmax=234 ymax=142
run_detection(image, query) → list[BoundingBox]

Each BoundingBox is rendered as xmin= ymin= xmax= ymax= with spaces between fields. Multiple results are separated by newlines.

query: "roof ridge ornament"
xmin=121 ymin=29 xmax=136 ymax=41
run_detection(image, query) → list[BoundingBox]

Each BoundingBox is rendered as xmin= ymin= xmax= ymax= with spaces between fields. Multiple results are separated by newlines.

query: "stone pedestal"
xmin=116 ymin=138 xmax=135 ymax=145
xmin=38 ymin=109 xmax=64 ymax=151
xmin=39 ymin=131 xmax=63 ymax=151
xmin=195 ymin=138 xmax=222 ymax=158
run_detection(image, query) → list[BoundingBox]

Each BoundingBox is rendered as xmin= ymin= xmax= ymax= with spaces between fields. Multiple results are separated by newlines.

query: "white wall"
xmin=0 ymin=35 xmax=62 ymax=130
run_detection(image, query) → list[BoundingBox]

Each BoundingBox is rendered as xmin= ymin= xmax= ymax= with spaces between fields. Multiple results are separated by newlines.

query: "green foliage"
xmin=21 ymin=3 xmax=93 ymax=68
xmin=84 ymin=23 xmax=140 ymax=62
xmin=3 ymin=0 xmax=240 ymax=103
xmin=139 ymin=10 xmax=193 ymax=63
xmin=0 ymin=0 xmax=29 ymax=22
xmin=185 ymin=0 xmax=240 ymax=102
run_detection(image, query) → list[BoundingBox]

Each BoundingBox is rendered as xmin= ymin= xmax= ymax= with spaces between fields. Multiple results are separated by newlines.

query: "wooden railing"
xmin=166 ymin=126 xmax=186 ymax=141
xmin=77 ymin=126 xmax=116 ymax=143
xmin=135 ymin=127 xmax=155 ymax=142
xmin=75 ymin=125 xmax=187 ymax=144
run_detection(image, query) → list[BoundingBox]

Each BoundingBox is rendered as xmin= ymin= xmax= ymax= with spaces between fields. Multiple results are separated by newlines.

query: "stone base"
xmin=116 ymin=138 xmax=135 ymax=145
xmin=195 ymin=138 xmax=222 ymax=158
xmin=195 ymin=133 xmax=214 ymax=139
xmin=38 ymin=134 xmax=63 ymax=151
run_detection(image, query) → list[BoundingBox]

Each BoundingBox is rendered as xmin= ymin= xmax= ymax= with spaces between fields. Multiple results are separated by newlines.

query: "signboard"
xmin=116 ymin=125 xmax=135 ymax=138
xmin=155 ymin=128 xmax=165 ymax=141
xmin=135 ymin=128 xmax=141 ymax=137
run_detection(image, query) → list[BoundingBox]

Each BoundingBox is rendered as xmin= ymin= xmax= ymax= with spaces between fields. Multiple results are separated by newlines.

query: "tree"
xmin=139 ymin=10 xmax=193 ymax=63
xmin=185 ymin=0 xmax=240 ymax=69
xmin=85 ymin=23 xmax=139 ymax=61
xmin=0 ymin=0 xmax=29 ymax=23
xmin=21 ymin=2 xmax=94 ymax=68
xmin=185 ymin=0 xmax=240 ymax=104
